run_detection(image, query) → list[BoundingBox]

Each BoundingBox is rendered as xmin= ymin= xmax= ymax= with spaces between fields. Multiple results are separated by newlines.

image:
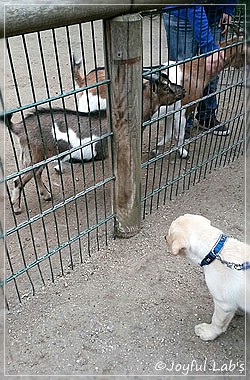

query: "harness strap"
xmin=200 ymin=233 xmax=228 ymax=267
xmin=200 ymin=233 xmax=250 ymax=270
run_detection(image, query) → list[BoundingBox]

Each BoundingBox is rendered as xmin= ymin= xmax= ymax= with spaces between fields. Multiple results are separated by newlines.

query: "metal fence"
xmin=141 ymin=8 xmax=245 ymax=216
xmin=0 ymin=5 xmax=246 ymax=308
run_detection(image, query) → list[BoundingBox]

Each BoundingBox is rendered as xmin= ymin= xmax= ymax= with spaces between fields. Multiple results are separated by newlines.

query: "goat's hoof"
xmin=13 ymin=206 xmax=22 ymax=215
xmin=54 ymin=164 xmax=63 ymax=174
xmin=54 ymin=165 xmax=60 ymax=173
xmin=179 ymin=149 xmax=189 ymax=159
xmin=41 ymin=193 xmax=51 ymax=201
xmin=150 ymin=149 xmax=157 ymax=158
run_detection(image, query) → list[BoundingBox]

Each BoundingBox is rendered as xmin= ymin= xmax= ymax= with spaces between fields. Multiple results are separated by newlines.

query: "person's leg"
xmin=196 ymin=23 xmax=230 ymax=135
xmin=163 ymin=11 xmax=197 ymax=134
xmin=196 ymin=76 xmax=220 ymax=122
xmin=163 ymin=12 xmax=198 ymax=61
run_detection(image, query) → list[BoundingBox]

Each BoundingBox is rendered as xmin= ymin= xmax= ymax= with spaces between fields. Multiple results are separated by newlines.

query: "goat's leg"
xmin=151 ymin=116 xmax=173 ymax=156
xmin=54 ymin=157 xmax=68 ymax=174
xmin=174 ymin=111 xmax=189 ymax=159
xmin=36 ymin=166 xmax=51 ymax=201
xmin=11 ymin=166 xmax=51 ymax=214
xmin=11 ymin=169 xmax=35 ymax=214
xmin=151 ymin=105 xmax=167 ymax=121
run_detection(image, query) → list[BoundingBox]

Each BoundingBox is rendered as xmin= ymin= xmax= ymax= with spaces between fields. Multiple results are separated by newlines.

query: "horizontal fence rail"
xmin=0 ymin=1 xmax=187 ymax=38
xmin=0 ymin=5 xmax=246 ymax=308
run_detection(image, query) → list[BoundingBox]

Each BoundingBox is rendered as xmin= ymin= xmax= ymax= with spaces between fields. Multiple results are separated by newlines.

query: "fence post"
xmin=104 ymin=13 xmax=142 ymax=238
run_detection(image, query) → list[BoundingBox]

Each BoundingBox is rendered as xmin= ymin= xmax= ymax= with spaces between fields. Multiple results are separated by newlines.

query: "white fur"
xmin=78 ymin=91 xmax=106 ymax=113
xmin=166 ymin=214 xmax=250 ymax=341
xmin=52 ymin=123 xmax=98 ymax=172
xmin=151 ymin=62 xmax=188 ymax=158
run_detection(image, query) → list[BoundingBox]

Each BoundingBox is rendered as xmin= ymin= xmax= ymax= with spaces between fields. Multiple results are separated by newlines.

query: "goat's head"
xmin=157 ymin=72 xmax=186 ymax=105
xmin=143 ymin=71 xmax=185 ymax=106
xmin=220 ymin=24 xmax=249 ymax=68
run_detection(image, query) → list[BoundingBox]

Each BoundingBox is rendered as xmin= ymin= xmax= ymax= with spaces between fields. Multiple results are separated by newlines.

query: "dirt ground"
xmin=1 ymin=157 xmax=248 ymax=378
xmin=0 ymin=12 xmax=249 ymax=379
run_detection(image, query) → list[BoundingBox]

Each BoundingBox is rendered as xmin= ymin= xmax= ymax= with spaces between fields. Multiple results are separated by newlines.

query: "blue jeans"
xmin=163 ymin=13 xmax=224 ymax=124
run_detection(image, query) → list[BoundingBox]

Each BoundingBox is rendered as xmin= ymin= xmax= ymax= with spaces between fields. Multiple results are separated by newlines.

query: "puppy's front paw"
xmin=195 ymin=323 xmax=222 ymax=341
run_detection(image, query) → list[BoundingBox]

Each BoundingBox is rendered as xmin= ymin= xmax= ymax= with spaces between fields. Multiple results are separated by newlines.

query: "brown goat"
xmin=73 ymin=57 xmax=185 ymax=121
xmin=153 ymin=34 xmax=246 ymax=154
xmin=180 ymin=35 xmax=245 ymax=117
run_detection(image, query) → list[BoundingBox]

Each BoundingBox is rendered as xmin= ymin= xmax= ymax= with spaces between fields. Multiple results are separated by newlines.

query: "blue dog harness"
xmin=200 ymin=233 xmax=250 ymax=270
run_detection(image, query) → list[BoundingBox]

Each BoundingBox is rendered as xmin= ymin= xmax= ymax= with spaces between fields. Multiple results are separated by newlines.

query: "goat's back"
xmin=10 ymin=108 xmax=108 ymax=162
xmin=14 ymin=108 xmax=107 ymax=138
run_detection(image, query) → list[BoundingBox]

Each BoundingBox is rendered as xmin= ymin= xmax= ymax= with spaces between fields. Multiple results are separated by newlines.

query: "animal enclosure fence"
xmin=0 ymin=5 xmax=246 ymax=308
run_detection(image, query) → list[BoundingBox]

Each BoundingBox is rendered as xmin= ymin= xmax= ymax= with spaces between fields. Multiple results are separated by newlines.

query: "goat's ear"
xmin=143 ymin=71 xmax=159 ymax=82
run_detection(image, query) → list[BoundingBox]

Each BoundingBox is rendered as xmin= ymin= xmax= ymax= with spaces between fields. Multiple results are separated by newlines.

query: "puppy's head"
xmin=165 ymin=214 xmax=212 ymax=256
xmin=165 ymin=225 xmax=188 ymax=256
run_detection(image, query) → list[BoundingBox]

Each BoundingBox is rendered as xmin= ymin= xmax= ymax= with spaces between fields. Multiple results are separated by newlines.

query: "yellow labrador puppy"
xmin=166 ymin=214 xmax=250 ymax=341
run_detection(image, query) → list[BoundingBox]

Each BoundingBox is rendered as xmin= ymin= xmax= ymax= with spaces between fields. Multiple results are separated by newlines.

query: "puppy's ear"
xmin=171 ymin=236 xmax=187 ymax=256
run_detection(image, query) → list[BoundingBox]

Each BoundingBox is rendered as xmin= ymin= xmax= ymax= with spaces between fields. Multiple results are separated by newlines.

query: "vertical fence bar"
xmin=104 ymin=13 xmax=142 ymax=238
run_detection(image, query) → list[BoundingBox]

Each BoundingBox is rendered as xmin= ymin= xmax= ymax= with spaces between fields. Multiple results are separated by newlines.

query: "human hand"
xmin=218 ymin=13 xmax=232 ymax=36
xmin=205 ymin=51 xmax=225 ymax=76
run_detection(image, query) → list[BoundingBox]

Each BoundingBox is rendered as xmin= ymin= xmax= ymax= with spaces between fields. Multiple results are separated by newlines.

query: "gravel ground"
xmin=0 ymin=8 xmax=249 ymax=379
xmin=1 ymin=156 xmax=248 ymax=378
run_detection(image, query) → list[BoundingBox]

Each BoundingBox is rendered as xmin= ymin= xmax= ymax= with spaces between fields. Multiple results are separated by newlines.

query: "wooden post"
xmin=104 ymin=13 xmax=142 ymax=238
